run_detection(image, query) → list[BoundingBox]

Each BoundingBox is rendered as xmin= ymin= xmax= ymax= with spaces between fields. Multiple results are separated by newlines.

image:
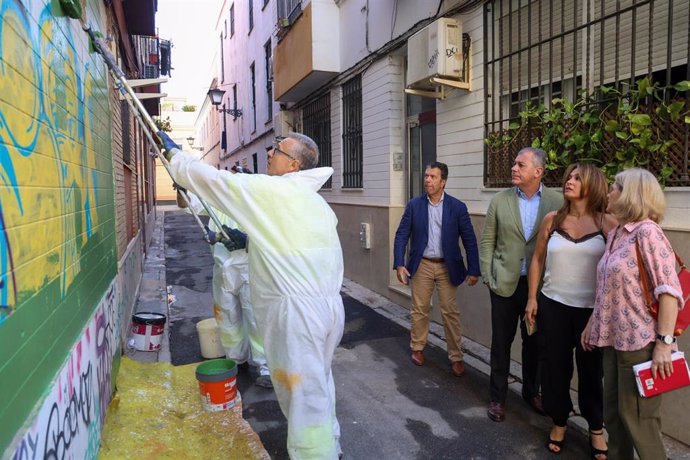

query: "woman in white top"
xmin=525 ymin=164 xmax=617 ymax=459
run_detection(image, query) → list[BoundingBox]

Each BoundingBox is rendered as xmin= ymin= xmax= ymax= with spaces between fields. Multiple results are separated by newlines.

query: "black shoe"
xmin=236 ymin=361 xmax=250 ymax=373
xmin=523 ymin=394 xmax=546 ymax=415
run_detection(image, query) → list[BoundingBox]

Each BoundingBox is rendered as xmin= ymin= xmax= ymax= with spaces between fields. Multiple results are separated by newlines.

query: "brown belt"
xmin=422 ymin=257 xmax=445 ymax=263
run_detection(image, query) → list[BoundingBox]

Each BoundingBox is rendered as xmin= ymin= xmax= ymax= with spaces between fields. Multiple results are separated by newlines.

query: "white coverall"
xmin=169 ymin=150 xmax=345 ymax=460
xmin=182 ymin=193 xmax=268 ymax=374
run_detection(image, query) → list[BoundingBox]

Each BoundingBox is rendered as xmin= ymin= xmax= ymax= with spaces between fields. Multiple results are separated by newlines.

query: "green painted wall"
xmin=0 ymin=0 xmax=117 ymax=451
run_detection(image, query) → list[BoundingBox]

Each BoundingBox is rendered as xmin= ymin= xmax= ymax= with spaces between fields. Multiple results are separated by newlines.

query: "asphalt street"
xmin=159 ymin=208 xmax=618 ymax=459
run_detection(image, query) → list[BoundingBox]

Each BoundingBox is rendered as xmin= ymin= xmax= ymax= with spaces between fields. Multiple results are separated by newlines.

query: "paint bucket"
xmin=131 ymin=312 xmax=166 ymax=351
xmin=196 ymin=318 xmax=226 ymax=359
xmin=196 ymin=359 xmax=238 ymax=411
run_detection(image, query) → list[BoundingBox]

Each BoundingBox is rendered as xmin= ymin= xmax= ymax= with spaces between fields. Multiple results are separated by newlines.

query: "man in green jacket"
xmin=480 ymin=147 xmax=563 ymax=423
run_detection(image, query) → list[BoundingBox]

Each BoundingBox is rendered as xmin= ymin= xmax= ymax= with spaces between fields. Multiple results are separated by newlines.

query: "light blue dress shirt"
xmin=516 ymin=184 xmax=543 ymax=275
xmin=423 ymin=192 xmax=444 ymax=258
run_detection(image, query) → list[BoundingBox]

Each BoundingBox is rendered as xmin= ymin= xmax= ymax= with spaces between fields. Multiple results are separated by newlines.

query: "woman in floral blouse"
xmin=581 ymin=168 xmax=683 ymax=460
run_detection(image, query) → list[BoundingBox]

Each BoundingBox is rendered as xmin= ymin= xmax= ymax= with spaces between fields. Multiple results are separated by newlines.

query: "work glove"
xmin=172 ymin=182 xmax=187 ymax=195
xmin=220 ymin=225 xmax=248 ymax=252
xmin=157 ymin=131 xmax=180 ymax=161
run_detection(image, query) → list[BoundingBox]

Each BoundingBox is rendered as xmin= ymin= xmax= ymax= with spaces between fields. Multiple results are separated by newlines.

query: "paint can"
xmin=196 ymin=318 xmax=226 ymax=359
xmin=131 ymin=312 xmax=166 ymax=351
xmin=196 ymin=359 xmax=238 ymax=411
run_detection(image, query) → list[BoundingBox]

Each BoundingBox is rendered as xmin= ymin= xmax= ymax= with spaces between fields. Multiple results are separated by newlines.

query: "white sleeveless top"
xmin=541 ymin=230 xmax=606 ymax=308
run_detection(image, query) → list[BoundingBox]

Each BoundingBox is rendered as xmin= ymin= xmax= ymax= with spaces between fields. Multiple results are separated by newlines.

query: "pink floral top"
xmin=589 ymin=220 xmax=683 ymax=351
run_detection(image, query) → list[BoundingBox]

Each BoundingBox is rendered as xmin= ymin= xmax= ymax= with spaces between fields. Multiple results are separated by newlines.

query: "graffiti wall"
xmin=7 ymin=283 xmax=120 ymax=459
xmin=0 ymin=0 xmax=118 ymax=453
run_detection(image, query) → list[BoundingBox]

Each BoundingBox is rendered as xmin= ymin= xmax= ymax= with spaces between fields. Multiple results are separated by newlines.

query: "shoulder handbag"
xmin=635 ymin=240 xmax=690 ymax=336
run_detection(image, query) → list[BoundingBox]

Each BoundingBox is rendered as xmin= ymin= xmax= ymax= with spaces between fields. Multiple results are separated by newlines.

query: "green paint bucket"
xmin=195 ymin=359 xmax=238 ymax=411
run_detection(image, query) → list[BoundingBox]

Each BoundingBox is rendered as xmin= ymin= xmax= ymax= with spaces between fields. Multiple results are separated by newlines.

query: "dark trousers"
xmin=537 ymin=294 xmax=603 ymax=429
xmin=489 ymin=277 xmax=540 ymax=403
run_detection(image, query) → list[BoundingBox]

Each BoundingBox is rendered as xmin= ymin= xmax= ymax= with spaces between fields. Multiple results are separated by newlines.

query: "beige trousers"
xmin=410 ymin=258 xmax=463 ymax=362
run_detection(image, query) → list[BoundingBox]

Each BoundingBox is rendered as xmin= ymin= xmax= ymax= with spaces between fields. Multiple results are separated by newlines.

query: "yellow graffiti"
xmin=0 ymin=0 xmax=109 ymax=313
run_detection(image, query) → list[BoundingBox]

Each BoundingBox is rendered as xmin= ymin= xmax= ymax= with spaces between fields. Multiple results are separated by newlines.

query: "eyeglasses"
xmin=266 ymin=139 xmax=298 ymax=162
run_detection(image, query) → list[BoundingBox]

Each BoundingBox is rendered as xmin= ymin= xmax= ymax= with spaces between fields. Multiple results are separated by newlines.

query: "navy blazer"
xmin=393 ymin=193 xmax=480 ymax=286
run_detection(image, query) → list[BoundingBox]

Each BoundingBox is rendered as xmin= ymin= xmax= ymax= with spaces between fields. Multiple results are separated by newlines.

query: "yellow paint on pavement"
xmin=99 ymin=357 xmax=269 ymax=459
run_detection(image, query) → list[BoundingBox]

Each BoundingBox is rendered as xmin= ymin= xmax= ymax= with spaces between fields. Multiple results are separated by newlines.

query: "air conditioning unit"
xmin=406 ymin=18 xmax=469 ymax=95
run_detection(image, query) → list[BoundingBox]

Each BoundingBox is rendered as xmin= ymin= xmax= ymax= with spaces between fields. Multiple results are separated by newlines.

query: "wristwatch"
xmin=656 ymin=333 xmax=676 ymax=345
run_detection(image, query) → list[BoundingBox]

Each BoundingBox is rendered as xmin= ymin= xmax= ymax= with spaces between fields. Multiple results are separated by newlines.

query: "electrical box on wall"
xmin=359 ymin=223 xmax=371 ymax=249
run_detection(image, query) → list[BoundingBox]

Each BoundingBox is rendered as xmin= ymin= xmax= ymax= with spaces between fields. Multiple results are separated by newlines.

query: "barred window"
xmin=342 ymin=76 xmax=362 ymax=189
xmin=484 ymin=0 xmax=690 ymax=187
xmin=303 ymin=94 xmax=332 ymax=188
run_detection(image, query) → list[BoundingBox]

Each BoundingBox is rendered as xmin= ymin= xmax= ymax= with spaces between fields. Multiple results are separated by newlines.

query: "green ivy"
xmin=485 ymin=77 xmax=690 ymax=186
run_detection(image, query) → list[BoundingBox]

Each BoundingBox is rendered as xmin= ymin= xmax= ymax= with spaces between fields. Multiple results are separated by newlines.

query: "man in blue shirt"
xmin=394 ymin=162 xmax=480 ymax=377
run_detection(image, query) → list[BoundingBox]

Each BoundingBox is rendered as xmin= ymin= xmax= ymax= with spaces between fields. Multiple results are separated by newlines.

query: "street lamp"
xmin=185 ymin=136 xmax=203 ymax=151
xmin=207 ymin=88 xmax=243 ymax=119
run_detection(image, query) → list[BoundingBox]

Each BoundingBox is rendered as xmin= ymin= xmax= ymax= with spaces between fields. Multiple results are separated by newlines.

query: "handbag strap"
xmin=635 ymin=239 xmax=655 ymax=309
xmin=635 ymin=237 xmax=685 ymax=308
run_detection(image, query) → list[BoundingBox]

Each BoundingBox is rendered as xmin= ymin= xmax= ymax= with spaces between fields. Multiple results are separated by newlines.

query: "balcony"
xmin=273 ymin=1 xmax=340 ymax=102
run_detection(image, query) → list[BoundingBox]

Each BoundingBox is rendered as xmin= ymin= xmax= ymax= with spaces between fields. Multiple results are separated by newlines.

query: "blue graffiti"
xmin=0 ymin=0 xmax=105 ymax=316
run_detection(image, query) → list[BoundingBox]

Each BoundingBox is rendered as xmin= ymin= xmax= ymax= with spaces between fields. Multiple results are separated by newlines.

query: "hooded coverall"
xmin=181 ymin=193 xmax=268 ymax=375
xmin=168 ymin=150 xmax=345 ymax=460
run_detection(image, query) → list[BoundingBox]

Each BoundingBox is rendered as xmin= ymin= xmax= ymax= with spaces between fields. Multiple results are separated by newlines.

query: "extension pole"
xmin=84 ymin=26 xmax=230 ymax=243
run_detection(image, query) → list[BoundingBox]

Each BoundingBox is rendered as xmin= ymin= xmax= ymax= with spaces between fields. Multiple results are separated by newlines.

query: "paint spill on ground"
xmin=98 ymin=357 xmax=269 ymax=459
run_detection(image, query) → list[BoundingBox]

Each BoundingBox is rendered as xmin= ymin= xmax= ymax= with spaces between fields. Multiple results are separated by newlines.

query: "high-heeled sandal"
xmin=545 ymin=437 xmax=565 ymax=454
xmin=589 ymin=430 xmax=608 ymax=460
xmin=545 ymin=426 xmax=566 ymax=454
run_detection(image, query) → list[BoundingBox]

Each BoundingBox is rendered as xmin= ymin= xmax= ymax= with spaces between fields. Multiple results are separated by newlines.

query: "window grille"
xmin=278 ymin=0 xmax=301 ymax=25
xmin=132 ymin=35 xmax=159 ymax=79
xmin=484 ymin=0 xmax=690 ymax=187
xmin=342 ymin=76 xmax=363 ymax=188
xmin=303 ymin=94 xmax=332 ymax=188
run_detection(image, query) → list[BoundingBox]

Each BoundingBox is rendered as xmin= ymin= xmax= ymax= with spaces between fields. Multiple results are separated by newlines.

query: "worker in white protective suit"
xmin=159 ymin=132 xmax=345 ymax=460
xmin=176 ymin=186 xmax=272 ymax=388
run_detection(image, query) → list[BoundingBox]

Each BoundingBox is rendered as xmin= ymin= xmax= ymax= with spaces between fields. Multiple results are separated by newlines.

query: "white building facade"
xmin=217 ymin=0 xmax=690 ymax=444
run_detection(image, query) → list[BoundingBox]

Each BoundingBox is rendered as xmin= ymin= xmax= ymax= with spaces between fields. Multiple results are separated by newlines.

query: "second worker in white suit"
xmin=177 ymin=187 xmax=272 ymax=387
xmin=160 ymin=132 xmax=345 ymax=460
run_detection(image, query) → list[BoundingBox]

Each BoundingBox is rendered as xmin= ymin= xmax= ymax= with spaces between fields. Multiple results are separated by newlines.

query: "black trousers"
xmin=489 ymin=277 xmax=540 ymax=403
xmin=538 ymin=294 xmax=603 ymax=429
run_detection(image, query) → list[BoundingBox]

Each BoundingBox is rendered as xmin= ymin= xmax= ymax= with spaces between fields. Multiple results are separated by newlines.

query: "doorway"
xmin=406 ymin=95 xmax=436 ymax=199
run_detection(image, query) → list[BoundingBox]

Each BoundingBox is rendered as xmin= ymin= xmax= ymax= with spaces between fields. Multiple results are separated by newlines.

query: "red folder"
xmin=633 ymin=352 xmax=690 ymax=398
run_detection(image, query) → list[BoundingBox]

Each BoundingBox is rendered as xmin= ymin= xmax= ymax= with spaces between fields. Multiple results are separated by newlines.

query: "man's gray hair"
xmin=287 ymin=132 xmax=319 ymax=170
xmin=517 ymin=146 xmax=546 ymax=168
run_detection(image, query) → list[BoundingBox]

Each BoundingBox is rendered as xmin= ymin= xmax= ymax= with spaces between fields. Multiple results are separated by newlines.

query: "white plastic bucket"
xmin=131 ymin=312 xmax=166 ymax=351
xmin=196 ymin=318 xmax=226 ymax=359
